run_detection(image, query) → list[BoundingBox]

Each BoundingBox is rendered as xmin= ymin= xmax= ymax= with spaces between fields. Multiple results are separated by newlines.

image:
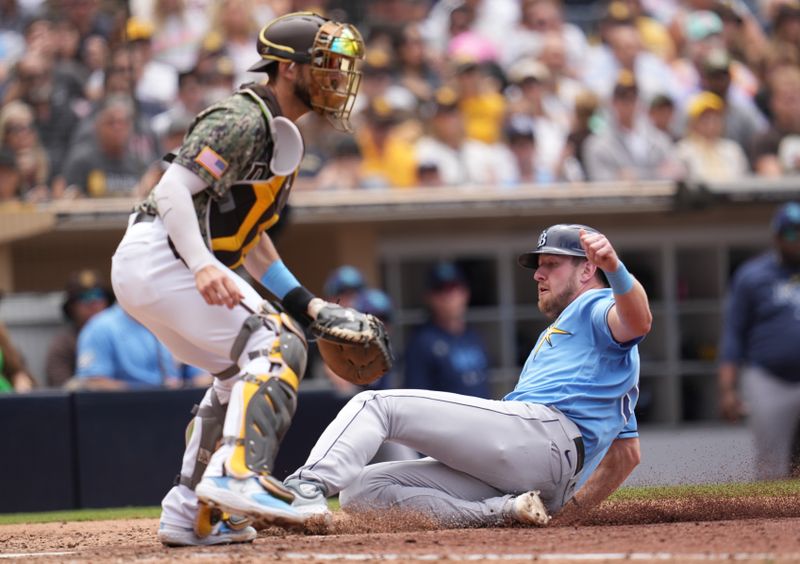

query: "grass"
xmin=0 ymin=500 xmax=342 ymax=526
xmin=0 ymin=506 xmax=161 ymax=525
xmin=1 ymin=481 xmax=797 ymax=526
xmin=609 ymin=479 xmax=800 ymax=501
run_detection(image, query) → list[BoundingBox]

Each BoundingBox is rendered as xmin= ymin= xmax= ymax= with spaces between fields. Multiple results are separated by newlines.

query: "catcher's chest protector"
xmin=203 ymin=86 xmax=299 ymax=269
xmin=207 ymin=173 xmax=295 ymax=269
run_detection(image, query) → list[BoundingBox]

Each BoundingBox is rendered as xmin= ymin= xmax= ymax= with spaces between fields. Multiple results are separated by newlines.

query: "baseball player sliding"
xmin=282 ymin=224 xmax=649 ymax=528
xmin=111 ymin=12 xmax=373 ymax=547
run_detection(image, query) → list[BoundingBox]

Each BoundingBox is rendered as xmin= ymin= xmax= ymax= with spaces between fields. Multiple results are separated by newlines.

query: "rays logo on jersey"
xmin=533 ymin=324 xmax=572 ymax=358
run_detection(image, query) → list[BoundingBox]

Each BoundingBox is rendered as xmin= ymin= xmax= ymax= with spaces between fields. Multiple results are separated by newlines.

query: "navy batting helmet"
xmin=518 ymin=224 xmax=598 ymax=269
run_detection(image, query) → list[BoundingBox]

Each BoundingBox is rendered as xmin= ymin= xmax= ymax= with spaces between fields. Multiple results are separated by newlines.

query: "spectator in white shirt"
xmin=414 ymin=87 xmax=515 ymax=186
xmin=676 ymin=90 xmax=750 ymax=181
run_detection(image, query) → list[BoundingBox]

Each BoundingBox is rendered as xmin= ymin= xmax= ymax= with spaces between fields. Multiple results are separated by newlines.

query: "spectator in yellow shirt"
xmin=454 ymin=60 xmax=507 ymax=145
xmin=357 ymin=97 xmax=419 ymax=189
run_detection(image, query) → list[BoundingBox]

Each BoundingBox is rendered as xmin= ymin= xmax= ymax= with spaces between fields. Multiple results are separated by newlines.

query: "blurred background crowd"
xmin=2 ymin=0 xmax=800 ymax=203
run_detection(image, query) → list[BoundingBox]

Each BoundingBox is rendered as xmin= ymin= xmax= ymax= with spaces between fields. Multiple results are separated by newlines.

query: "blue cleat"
xmin=196 ymin=476 xmax=304 ymax=529
xmin=157 ymin=519 xmax=257 ymax=547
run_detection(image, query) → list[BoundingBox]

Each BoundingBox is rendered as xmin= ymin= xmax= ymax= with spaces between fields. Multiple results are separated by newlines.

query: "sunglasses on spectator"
xmin=780 ymin=228 xmax=800 ymax=242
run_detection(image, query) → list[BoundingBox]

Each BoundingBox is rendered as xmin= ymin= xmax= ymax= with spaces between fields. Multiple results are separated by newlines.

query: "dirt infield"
xmin=2 ymin=495 xmax=800 ymax=563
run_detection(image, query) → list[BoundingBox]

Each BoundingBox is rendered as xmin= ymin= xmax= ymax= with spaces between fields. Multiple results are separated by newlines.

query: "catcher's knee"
xmin=179 ymin=388 xmax=226 ymax=490
xmin=271 ymin=312 xmax=308 ymax=378
xmin=217 ymin=303 xmax=308 ymax=381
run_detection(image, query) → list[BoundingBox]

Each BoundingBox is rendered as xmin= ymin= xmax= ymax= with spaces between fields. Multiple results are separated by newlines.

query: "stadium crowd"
xmin=1 ymin=0 xmax=800 ymax=202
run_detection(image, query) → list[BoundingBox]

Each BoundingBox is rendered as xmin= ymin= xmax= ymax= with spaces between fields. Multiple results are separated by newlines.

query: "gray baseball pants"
xmin=743 ymin=365 xmax=800 ymax=480
xmin=287 ymin=389 xmax=583 ymax=526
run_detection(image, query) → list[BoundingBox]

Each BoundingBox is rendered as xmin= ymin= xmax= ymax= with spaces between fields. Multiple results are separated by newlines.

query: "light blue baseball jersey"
xmin=504 ymin=288 xmax=641 ymax=487
xmin=76 ymin=304 xmax=188 ymax=388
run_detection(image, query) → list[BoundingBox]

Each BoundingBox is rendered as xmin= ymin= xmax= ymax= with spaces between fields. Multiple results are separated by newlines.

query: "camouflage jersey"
xmin=137 ymin=83 xmax=299 ymax=269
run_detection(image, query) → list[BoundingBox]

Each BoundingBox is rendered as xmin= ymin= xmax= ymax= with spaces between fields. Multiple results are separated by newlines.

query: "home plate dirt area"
xmin=2 ymin=495 xmax=800 ymax=563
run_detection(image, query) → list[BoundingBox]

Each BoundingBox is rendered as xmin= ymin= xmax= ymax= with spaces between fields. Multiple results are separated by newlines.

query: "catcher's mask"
xmin=518 ymin=224 xmax=598 ymax=269
xmin=248 ymin=12 xmax=365 ymax=131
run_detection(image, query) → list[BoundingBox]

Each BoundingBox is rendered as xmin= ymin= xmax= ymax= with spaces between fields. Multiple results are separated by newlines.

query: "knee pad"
xmin=272 ymin=312 xmax=308 ymax=379
xmin=179 ymin=389 xmax=226 ymax=490
xmin=217 ymin=304 xmax=308 ymax=381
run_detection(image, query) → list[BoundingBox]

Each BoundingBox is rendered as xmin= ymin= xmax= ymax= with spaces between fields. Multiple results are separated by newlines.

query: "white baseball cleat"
xmin=196 ymin=476 xmax=304 ymax=529
xmin=157 ymin=520 xmax=257 ymax=547
xmin=509 ymin=490 xmax=551 ymax=526
xmin=283 ymin=478 xmax=332 ymax=526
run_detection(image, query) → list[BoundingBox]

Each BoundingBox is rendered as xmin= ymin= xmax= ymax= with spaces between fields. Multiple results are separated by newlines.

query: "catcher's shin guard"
xmin=175 ymin=389 xmax=240 ymax=539
xmin=223 ymin=309 xmax=308 ymax=499
xmin=179 ymin=389 xmax=226 ymax=491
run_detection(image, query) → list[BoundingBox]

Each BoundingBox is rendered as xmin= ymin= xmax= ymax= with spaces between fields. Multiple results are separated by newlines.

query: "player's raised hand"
xmin=194 ymin=265 xmax=244 ymax=309
xmin=579 ymin=229 xmax=619 ymax=273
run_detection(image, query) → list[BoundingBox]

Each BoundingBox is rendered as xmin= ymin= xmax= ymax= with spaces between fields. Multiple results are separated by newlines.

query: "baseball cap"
xmin=62 ymin=269 xmax=113 ymax=318
xmin=604 ymin=0 xmax=635 ymax=24
xmin=354 ymin=288 xmax=394 ymax=323
xmin=448 ymin=32 xmax=499 ymax=65
xmin=701 ymin=48 xmax=732 ymax=74
xmin=684 ymin=11 xmax=723 ymax=42
xmin=323 ymin=265 xmax=366 ymax=297
xmin=772 ymin=201 xmax=800 ymax=239
xmin=435 ymin=86 xmax=459 ymax=109
xmin=687 ymin=91 xmax=725 ymax=120
xmin=427 ymin=261 xmax=467 ymax=291
xmin=508 ymin=58 xmax=550 ymax=86
xmin=612 ymin=70 xmax=638 ymax=98
xmin=365 ymin=96 xmax=402 ymax=126
xmin=126 ymin=17 xmax=154 ymax=42
xmin=649 ymin=93 xmax=674 ymax=110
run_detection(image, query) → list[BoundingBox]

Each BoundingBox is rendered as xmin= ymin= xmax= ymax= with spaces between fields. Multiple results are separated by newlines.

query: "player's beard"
xmin=293 ymin=71 xmax=314 ymax=111
xmin=538 ymin=277 xmax=579 ymax=319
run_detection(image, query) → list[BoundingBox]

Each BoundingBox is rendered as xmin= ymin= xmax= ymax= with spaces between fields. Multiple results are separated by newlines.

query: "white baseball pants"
xmin=111 ymin=213 xmax=278 ymax=528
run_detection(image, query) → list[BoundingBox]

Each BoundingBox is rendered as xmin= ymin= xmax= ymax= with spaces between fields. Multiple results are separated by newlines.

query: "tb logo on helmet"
xmin=519 ymin=224 xmax=599 ymax=268
xmin=247 ymin=12 xmax=365 ymax=131
xmin=537 ymin=230 xmax=548 ymax=250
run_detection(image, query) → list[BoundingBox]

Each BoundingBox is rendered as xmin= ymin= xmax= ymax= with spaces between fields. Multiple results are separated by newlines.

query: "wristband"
xmin=282 ymin=286 xmax=316 ymax=326
xmin=605 ymin=261 xmax=634 ymax=295
xmin=260 ymin=259 xmax=301 ymax=300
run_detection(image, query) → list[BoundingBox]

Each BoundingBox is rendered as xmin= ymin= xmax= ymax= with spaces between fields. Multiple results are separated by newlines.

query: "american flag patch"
xmin=195 ymin=146 xmax=228 ymax=179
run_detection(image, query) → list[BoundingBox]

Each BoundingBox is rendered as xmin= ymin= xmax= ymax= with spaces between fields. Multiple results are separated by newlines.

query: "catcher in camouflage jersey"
xmin=111 ymin=12 xmax=366 ymax=547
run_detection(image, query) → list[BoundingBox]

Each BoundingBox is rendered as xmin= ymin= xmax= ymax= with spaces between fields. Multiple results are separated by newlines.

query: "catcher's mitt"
xmin=310 ymin=304 xmax=393 ymax=386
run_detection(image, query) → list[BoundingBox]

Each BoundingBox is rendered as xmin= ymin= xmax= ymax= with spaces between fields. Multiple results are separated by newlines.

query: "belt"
xmin=573 ymin=436 xmax=585 ymax=476
xmin=131 ymin=210 xmax=186 ymax=265
xmin=133 ymin=210 xmax=156 ymax=224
